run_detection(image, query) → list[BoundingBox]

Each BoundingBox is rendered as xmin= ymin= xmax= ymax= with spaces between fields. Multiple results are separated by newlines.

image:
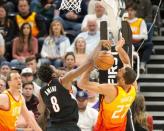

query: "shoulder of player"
xmin=0 ymin=94 xmax=9 ymax=107
xmin=100 ymin=83 xmax=117 ymax=96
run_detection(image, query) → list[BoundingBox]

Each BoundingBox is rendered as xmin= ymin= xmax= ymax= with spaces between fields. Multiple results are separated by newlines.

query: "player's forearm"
xmin=27 ymin=116 xmax=42 ymax=131
xmin=78 ymin=66 xmax=92 ymax=90
xmin=116 ymin=46 xmax=130 ymax=66
xmin=68 ymin=62 xmax=92 ymax=81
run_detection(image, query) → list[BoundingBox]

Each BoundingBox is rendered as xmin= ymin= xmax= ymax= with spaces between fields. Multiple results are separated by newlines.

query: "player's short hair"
xmin=6 ymin=70 xmax=19 ymax=82
xmin=37 ymin=64 xmax=53 ymax=83
xmin=123 ymin=67 xmax=137 ymax=84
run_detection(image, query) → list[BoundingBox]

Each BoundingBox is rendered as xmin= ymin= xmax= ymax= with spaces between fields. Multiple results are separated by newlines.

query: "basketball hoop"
xmin=59 ymin=0 xmax=82 ymax=13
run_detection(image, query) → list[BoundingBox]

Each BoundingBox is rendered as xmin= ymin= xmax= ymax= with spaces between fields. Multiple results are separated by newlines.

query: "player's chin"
xmin=17 ymin=84 xmax=22 ymax=89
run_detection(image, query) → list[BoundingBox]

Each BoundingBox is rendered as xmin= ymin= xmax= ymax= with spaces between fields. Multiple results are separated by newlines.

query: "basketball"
xmin=95 ymin=51 xmax=114 ymax=70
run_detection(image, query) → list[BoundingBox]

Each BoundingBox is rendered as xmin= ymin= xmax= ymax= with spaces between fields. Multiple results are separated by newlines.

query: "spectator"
xmin=25 ymin=56 xmax=38 ymax=80
xmin=32 ymin=0 xmax=56 ymax=28
xmin=126 ymin=0 xmax=154 ymax=72
xmin=87 ymin=90 xmax=99 ymax=110
xmin=0 ymin=61 xmax=11 ymax=80
xmin=21 ymin=67 xmax=41 ymax=97
xmin=0 ymin=5 xmax=15 ymax=42
xmin=73 ymin=37 xmax=88 ymax=67
xmin=67 ymin=16 xmax=100 ymax=54
xmin=25 ymin=56 xmax=45 ymax=87
xmin=41 ymin=20 xmax=70 ymax=68
xmin=0 ymin=77 xmax=6 ymax=93
xmin=126 ymin=3 xmax=148 ymax=42
xmin=1 ymin=0 xmax=17 ymax=13
xmin=133 ymin=94 xmax=153 ymax=131
xmin=54 ymin=0 xmax=87 ymax=34
xmin=62 ymin=52 xmax=77 ymax=72
xmin=22 ymin=82 xmax=40 ymax=120
xmin=126 ymin=3 xmax=151 ymax=73
xmin=12 ymin=22 xmax=38 ymax=63
xmin=81 ymin=1 xmax=108 ymax=31
xmin=0 ymin=34 xmax=5 ymax=64
xmin=76 ymin=91 xmax=98 ymax=131
xmin=15 ymin=0 xmax=47 ymax=38
xmin=87 ymin=0 xmax=97 ymax=14
xmin=10 ymin=59 xmax=25 ymax=73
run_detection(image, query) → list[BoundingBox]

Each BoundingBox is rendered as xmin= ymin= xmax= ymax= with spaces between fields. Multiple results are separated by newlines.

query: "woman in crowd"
xmin=62 ymin=52 xmax=77 ymax=72
xmin=12 ymin=22 xmax=38 ymax=63
xmin=0 ymin=5 xmax=15 ymax=61
xmin=73 ymin=37 xmax=88 ymax=67
xmin=41 ymin=20 xmax=70 ymax=68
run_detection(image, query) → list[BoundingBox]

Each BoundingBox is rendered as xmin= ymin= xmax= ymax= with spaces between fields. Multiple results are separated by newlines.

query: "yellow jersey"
xmin=16 ymin=12 xmax=39 ymax=37
xmin=129 ymin=18 xmax=143 ymax=43
xmin=94 ymin=86 xmax=136 ymax=131
xmin=0 ymin=90 xmax=23 ymax=131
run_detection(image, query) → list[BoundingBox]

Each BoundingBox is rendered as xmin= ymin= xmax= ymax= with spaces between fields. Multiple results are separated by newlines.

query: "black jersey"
xmin=40 ymin=78 xmax=78 ymax=124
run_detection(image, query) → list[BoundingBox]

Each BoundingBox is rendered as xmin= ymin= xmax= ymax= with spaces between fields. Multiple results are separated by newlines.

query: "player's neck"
xmin=8 ymin=89 xmax=21 ymax=100
xmin=124 ymin=85 xmax=131 ymax=92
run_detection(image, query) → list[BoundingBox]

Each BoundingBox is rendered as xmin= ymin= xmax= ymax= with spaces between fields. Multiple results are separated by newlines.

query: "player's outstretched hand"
xmin=101 ymin=40 xmax=112 ymax=50
xmin=116 ymin=38 xmax=125 ymax=49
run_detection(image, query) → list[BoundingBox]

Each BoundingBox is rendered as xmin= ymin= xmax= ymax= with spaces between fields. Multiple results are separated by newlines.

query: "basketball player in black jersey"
xmin=37 ymin=40 xmax=112 ymax=131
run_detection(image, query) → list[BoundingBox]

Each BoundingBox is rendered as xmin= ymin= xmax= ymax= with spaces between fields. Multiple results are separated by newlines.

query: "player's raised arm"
xmin=115 ymin=38 xmax=131 ymax=67
xmin=116 ymin=38 xmax=138 ymax=89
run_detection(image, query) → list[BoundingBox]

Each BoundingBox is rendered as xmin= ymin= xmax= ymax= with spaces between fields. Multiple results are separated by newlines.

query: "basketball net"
xmin=59 ymin=0 xmax=82 ymax=13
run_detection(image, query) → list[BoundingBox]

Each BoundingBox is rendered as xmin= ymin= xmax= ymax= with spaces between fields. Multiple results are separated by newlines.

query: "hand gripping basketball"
xmin=94 ymin=51 xmax=114 ymax=70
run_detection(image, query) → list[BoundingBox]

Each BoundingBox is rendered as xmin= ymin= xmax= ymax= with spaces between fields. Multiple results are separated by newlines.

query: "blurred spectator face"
xmin=75 ymin=37 xmax=86 ymax=53
xmin=0 ymin=6 xmax=6 ymax=19
xmin=50 ymin=20 xmax=64 ymax=36
xmin=95 ymin=2 xmax=105 ymax=17
xmin=26 ymin=59 xmax=37 ymax=74
xmin=23 ymin=23 xmax=31 ymax=36
xmin=65 ymin=54 xmax=75 ymax=69
xmin=23 ymin=83 xmax=34 ymax=97
xmin=0 ymin=79 xmax=6 ymax=93
xmin=21 ymin=73 xmax=33 ymax=83
xmin=77 ymin=99 xmax=88 ymax=111
xmin=18 ymin=0 xmax=30 ymax=15
xmin=52 ymin=22 xmax=62 ymax=34
xmin=127 ymin=8 xmax=136 ymax=19
xmin=0 ymin=65 xmax=11 ymax=77
xmin=87 ymin=20 xmax=97 ymax=33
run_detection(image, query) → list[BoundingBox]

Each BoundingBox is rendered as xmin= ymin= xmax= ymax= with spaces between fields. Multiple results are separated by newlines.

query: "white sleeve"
xmin=60 ymin=38 xmax=71 ymax=56
xmin=91 ymin=108 xmax=98 ymax=125
xmin=0 ymin=34 xmax=4 ymax=46
xmin=41 ymin=41 xmax=48 ymax=58
xmin=133 ymin=20 xmax=148 ymax=40
xmin=81 ymin=15 xmax=89 ymax=31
